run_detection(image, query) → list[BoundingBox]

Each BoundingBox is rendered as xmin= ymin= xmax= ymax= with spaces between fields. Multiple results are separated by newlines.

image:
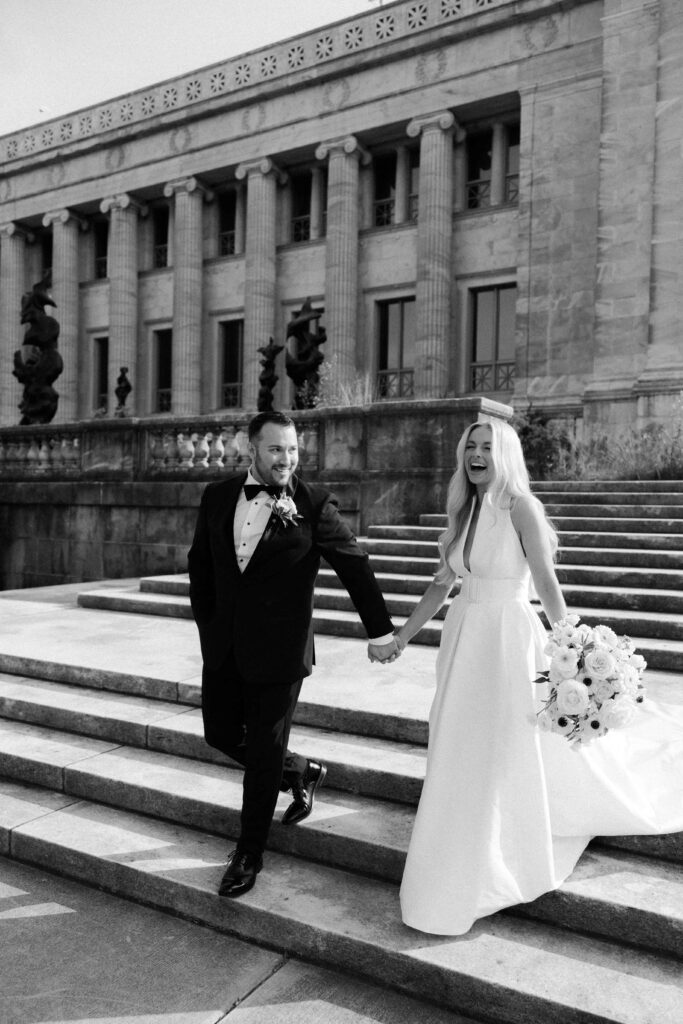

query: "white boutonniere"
xmin=271 ymin=492 xmax=303 ymax=528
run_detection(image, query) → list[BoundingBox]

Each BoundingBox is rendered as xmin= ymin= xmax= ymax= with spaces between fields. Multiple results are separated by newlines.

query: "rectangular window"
xmin=93 ymin=219 xmax=108 ymax=279
xmin=467 ymin=130 xmax=493 ymax=210
xmin=471 ymin=284 xmax=516 ymax=392
xmin=373 ymin=152 xmax=397 ymax=227
xmin=377 ymin=297 xmax=415 ymax=399
xmin=93 ymin=336 xmax=109 ymax=412
xmin=505 ymin=123 xmax=520 ymax=203
xmin=291 ymin=173 xmax=312 ymax=242
xmin=152 ymin=205 xmax=169 ymax=268
xmin=220 ymin=320 xmax=243 ymax=408
xmin=154 ymin=328 xmax=173 ymax=411
xmin=218 ymin=190 xmax=236 ymax=256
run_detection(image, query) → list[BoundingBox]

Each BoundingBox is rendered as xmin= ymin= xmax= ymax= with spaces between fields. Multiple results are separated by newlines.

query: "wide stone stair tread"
xmin=532 ymin=480 xmax=683 ymax=493
xmin=550 ymin=516 xmax=683 ymax=534
xmin=0 ymin=676 xmax=427 ymax=806
xmin=1 ymin=778 xmax=681 ymax=1024
xmin=557 ymin=547 xmax=683 ymax=569
xmin=557 ymin=563 xmax=683 ymax=588
xmin=544 ymin=503 xmax=683 ymax=520
xmin=557 ymin=531 xmax=683 ymax=551
xmin=0 ymin=718 xmax=682 ymax=959
xmin=537 ymin=491 xmax=683 ymax=505
xmin=78 ymin=587 xmax=193 ymax=618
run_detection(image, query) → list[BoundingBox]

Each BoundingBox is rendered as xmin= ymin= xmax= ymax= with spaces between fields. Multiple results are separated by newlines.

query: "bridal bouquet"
xmin=535 ymin=614 xmax=647 ymax=747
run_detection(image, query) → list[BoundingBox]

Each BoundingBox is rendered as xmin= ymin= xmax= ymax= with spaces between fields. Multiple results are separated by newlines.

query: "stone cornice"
xmin=100 ymin=193 xmax=148 ymax=216
xmin=315 ymin=136 xmax=371 ymax=165
xmin=0 ymin=0 xmax=521 ymax=165
xmin=163 ymin=176 xmax=214 ymax=201
xmin=235 ymin=158 xmax=287 ymax=184
xmin=42 ymin=208 xmax=88 ymax=231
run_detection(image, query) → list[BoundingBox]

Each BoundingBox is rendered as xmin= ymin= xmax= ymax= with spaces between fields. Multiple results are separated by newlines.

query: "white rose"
xmin=551 ymin=647 xmax=580 ymax=679
xmin=602 ymin=696 xmax=637 ymax=729
xmin=594 ymin=678 xmax=616 ymax=702
xmin=584 ymin=648 xmax=616 ymax=679
xmin=555 ymin=679 xmax=591 ymax=716
xmin=593 ymin=624 xmax=619 ymax=649
xmin=628 ymin=653 xmax=647 ymax=673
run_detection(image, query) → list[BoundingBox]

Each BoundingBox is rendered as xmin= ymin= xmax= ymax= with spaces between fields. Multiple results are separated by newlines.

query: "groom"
xmin=188 ymin=410 xmax=399 ymax=897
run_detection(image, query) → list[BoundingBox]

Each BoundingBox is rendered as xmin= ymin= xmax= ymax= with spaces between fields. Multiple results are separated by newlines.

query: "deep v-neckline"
xmin=462 ymin=497 xmax=481 ymax=574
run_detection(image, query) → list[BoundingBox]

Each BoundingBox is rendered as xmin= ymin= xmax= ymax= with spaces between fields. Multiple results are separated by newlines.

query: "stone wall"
xmin=0 ymin=397 xmax=511 ymax=590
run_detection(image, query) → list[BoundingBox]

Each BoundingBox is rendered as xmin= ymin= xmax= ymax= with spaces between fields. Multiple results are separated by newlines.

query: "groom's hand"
xmin=367 ymin=638 xmax=401 ymax=663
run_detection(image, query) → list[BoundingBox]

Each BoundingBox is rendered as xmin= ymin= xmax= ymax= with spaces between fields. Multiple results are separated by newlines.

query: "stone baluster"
xmin=208 ymin=430 xmax=225 ymax=467
xmin=42 ymin=209 xmax=86 ymax=422
xmin=0 ymin=223 xmax=32 ymax=425
xmin=193 ymin=432 xmax=210 ymax=468
xmin=163 ymin=177 xmax=213 ymax=416
xmin=315 ymin=136 xmax=370 ymax=390
xmin=100 ymin=194 xmax=147 ymax=416
xmin=235 ymin=158 xmax=286 ymax=410
xmin=407 ymin=111 xmax=457 ymax=398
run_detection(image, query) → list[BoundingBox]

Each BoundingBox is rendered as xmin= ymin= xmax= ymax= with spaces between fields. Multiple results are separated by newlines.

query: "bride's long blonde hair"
xmin=434 ymin=419 xmax=558 ymax=583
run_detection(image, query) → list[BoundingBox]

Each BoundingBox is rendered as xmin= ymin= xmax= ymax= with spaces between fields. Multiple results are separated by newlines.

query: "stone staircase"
xmin=0 ymin=480 xmax=681 ymax=1022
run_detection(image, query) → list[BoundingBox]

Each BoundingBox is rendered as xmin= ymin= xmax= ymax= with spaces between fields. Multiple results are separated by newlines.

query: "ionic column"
xmin=453 ymin=130 xmax=468 ymax=213
xmin=490 ymin=122 xmax=507 ymax=206
xmin=310 ymin=167 xmax=325 ymax=240
xmin=315 ymin=136 xmax=370 ymax=387
xmin=234 ymin=184 xmax=246 ymax=255
xmin=235 ymin=158 xmax=285 ymax=409
xmin=43 ymin=208 xmax=86 ymax=421
xmin=407 ymin=112 xmax=456 ymax=398
xmin=0 ymin=223 xmax=32 ymax=425
xmin=163 ymin=176 xmax=212 ymax=415
xmin=100 ymin=194 xmax=147 ymax=415
xmin=394 ymin=146 xmax=411 ymax=225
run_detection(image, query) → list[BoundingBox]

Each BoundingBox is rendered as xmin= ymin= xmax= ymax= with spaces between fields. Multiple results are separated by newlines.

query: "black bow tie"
xmin=244 ymin=483 xmax=287 ymax=501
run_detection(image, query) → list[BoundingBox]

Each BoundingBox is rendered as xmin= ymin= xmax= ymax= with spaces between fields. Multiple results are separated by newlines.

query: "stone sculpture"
xmin=114 ymin=366 xmax=132 ymax=416
xmin=257 ymin=338 xmax=284 ymax=412
xmin=285 ymin=298 xmax=326 ymax=409
xmin=13 ymin=273 xmax=63 ymax=425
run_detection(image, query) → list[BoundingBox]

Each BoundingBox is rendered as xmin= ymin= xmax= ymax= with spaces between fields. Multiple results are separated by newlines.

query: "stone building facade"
xmin=0 ymin=0 xmax=680 ymax=438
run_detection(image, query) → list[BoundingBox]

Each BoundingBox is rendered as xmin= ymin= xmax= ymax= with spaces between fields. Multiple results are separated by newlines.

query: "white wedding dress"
xmin=400 ymin=495 xmax=683 ymax=935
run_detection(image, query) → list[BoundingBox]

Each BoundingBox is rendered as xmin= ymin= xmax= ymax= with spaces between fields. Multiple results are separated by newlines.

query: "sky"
xmin=0 ymin=0 xmax=384 ymax=137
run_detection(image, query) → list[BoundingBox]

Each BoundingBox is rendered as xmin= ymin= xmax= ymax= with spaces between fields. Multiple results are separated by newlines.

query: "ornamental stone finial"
xmin=315 ymin=135 xmax=371 ymax=165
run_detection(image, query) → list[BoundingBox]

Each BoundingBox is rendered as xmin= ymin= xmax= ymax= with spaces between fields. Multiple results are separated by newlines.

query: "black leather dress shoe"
xmin=218 ymin=850 xmax=263 ymax=898
xmin=282 ymin=759 xmax=327 ymax=825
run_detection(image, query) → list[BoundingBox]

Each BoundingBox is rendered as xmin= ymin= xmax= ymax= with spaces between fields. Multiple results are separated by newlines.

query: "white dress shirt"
xmin=234 ymin=470 xmax=394 ymax=646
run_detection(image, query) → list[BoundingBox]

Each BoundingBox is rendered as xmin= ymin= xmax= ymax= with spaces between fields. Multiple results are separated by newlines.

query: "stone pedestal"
xmin=163 ymin=177 xmax=211 ymax=415
xmin=43 ymin=209 xmax=85 ymax=422
xmin=101 ymin=194 xmax=146 ymax=416
xmin=315 ymin=136 xmax=369 ymax=390
xmin=407 ymin=112 xmax=455 ymax=398
xmin=0 ymin=224 xmax=31 ymax=425
xmin=236 ymin=158 xmax=284 ymax=410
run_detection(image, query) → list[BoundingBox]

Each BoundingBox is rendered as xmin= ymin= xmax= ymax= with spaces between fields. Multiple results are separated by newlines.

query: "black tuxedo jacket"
xmin=187 ymin=472 xmax=393 ymax=685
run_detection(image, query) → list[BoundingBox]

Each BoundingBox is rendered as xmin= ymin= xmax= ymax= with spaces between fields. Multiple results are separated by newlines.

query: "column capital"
xmin=407 ymin=111 xmax=462 ymax=141
xmin=315 ymin=135 xmax=371 ymax=165
xmin=163 ymin=176 xmax=214 ymax=201
xmin=100 ymin=193 xmax=148 ymax=216
xmin=42 ymin=208 xmax=88 ymax=230
xmin=235 ymin=157 xmax=287 ymax=184
xmin=0 ymin=222 xmax=34 ymax=243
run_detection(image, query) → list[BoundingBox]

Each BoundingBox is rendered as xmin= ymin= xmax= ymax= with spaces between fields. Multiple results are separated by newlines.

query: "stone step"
xmin=0 ymin=676 xmax=426 ymax=807
xmin=552 ymin=516 xmax=683 ymax=534
xmin=0 ymin=721 xmax=681 ymax=961
xmin=79 ymin=587 xmax=194 ymax=619
xmin=536 ymin=492 xmax=683 ymax=506
xmin=315 ymin=587 xmax=683 ymax=641
xmin=2 ymin=778 xmax=682 ymax=1023
xmin=544 ymin=503 xmax=683 ymax=521
xmin=532 ymin=480 xmax=683 ymax=493
xmin=557 ymin=531 xmax=683 ymax=551
xmin=313 ymin=607 xmax=683 ymax=670
xmin=555 ymin=564 xmax=683 ymax=591
xmin=557 ymin=547 xmax=683 ymax=570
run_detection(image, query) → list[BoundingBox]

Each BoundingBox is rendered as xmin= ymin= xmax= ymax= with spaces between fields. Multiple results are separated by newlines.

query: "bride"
xmin=397 ymin=418 xmax=683 ymax=936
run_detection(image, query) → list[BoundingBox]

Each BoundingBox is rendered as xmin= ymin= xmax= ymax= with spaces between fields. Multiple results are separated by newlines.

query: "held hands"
xmin=367 ymin=634 xmax=404 ymax=664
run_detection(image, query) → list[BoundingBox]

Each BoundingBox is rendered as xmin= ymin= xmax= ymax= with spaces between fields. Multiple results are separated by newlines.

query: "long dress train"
xmin=399 ymin=495 xmax=683 ymax=936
